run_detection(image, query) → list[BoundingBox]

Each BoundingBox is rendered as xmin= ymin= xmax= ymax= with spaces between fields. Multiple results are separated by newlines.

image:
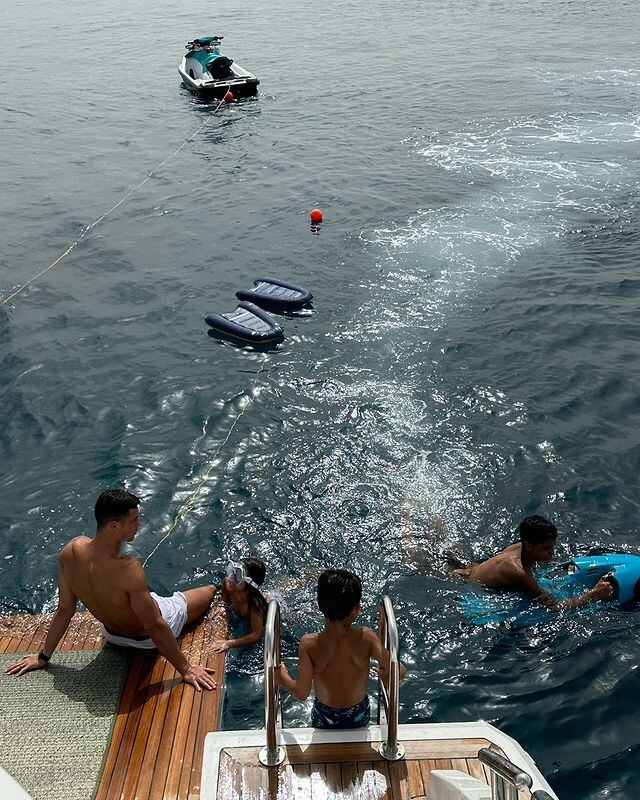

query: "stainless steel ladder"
xmin=259 ymin=594 xmax=405 ymax=765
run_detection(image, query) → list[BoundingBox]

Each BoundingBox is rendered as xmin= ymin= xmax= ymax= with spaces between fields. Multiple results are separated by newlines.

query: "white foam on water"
xmin=341 ymin=73 xmax=640 ymax=537
xmin=351 ymin=74 xmax=640 ymax=351
xmin=380 ymin=112 xmax=637 ymax=276
xmin=368 ymin=67 xmax=640 ymax=304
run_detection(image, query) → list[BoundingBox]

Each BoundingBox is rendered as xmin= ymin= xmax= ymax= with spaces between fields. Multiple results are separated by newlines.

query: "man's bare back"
xmin=62 ymin=535 xmax=150 ymax=636
xmin=5 ymin=489 xmax=217 ymax=691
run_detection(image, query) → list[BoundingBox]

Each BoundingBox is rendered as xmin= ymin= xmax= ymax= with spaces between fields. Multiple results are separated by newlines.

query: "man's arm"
xmin=127 ymin=564 xmax=216 ymax=691
xmin=5 ymin=551 xmax=78 ymax=676
xmin=274 ymin=636 xmax=314 ymax=701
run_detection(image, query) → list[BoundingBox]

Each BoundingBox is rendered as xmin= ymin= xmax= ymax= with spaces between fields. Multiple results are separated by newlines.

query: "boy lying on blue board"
xmin=275 ymin=569 xmax=405 ymax=729
xmin=448 ymin=514 xmax=613 ymax=608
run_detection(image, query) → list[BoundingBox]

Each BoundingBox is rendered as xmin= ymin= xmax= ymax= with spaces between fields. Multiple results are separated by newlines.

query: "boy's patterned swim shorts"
xmin=311 ymin=695 xmax=370 ymax=729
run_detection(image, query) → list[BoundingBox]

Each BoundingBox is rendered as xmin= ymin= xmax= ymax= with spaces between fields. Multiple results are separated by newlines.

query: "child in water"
xmin=275 ymin=568 xmax=405 ymax=728
xmin=212 ymin=557 xmax=269 ymax=652
xmin=449 ymin=515 xmax=613 ymax=607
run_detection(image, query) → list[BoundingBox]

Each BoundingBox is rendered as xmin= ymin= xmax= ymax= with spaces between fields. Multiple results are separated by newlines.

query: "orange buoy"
xmin=310 ymin=208 xmax=323 ymax=223
xmin=224 ymin=91 xmax=234 ymax=102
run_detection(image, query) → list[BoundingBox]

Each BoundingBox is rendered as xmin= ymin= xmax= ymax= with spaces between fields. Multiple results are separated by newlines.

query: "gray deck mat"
xmin=0 ymin=647 xmax=131 ymax=800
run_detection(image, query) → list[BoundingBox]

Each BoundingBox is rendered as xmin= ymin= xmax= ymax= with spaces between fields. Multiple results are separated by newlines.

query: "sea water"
xmin=1 ymin=1 xmax=639 ymax=796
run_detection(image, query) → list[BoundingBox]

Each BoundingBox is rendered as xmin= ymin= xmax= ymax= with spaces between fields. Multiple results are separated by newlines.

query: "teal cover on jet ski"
xmin=187 ymin=49 xmax=226 ymax=69
xmin=458 ymin=552 xmax=640 ymax=626
xmin=204 ymin=53 xmax=227 ymax=69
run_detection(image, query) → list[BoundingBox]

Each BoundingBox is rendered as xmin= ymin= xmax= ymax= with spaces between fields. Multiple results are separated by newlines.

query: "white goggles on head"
xmin=226 ymin=560 xmax=259 ymax=589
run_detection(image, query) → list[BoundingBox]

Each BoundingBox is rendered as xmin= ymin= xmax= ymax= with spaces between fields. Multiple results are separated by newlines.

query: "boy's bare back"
xmin=302 ymin=626 xmax=376 ymax=708
xmin=457 ymin=543 xmax=530 ymax=590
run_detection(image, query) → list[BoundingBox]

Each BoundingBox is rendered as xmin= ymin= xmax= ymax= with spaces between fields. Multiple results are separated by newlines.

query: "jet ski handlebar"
xmin=185 ymin=36 xmax=224 ymax=50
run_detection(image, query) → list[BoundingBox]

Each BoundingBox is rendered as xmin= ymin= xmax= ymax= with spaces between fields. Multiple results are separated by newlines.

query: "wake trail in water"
xmin=255 ymin=70 xmax=640 ymax=593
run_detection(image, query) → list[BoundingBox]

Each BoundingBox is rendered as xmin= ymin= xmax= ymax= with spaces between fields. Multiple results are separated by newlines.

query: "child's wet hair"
xmin=317 ymin=569 xmax=362 ymax=621
xmin=519 ymin=515 xmax=558 ymax=545
xmin=242 ymin=557 xmax=268 ymax=619
xmin=242 ymin=557 xmax=266 ymax=586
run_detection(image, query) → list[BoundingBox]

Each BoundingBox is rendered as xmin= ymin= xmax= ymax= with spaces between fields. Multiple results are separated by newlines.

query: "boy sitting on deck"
xmin=275 ymin=569 xmax=405 ymax=729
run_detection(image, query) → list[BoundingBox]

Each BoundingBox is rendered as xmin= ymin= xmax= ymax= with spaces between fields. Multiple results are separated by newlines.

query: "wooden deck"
xmin=0 ymin=604 xmax=228 ymax=800
xmin=214 ymin=738 xmax=496 ymax=799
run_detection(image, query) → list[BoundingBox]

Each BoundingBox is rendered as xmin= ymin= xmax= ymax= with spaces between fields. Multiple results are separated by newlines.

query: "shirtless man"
xmin=451 ymin=514 xmax=613 ymax=607
xmin=5 ymin=489 xmax=217 ymax=691
xmin=275 ymin=569 xmax=405 ymax=728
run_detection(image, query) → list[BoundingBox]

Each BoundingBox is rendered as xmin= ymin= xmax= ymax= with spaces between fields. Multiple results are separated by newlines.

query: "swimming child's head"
xmin=226 ymin=557 xmax=266 ymax=589
xmin=242 ymin=557 xmax=266 ymax=587
xmin=317 ymin=569 xmax=362 ymax=622
xmin=519 ymin=515 xmax=557 ymax=562
xmin=225 ymin=557 xmax=268 ymax=618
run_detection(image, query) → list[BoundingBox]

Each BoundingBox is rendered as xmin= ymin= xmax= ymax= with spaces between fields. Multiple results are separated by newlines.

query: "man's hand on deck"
xmin=182 ymin=665 xmax=217 ymax=691
xmin=4 ymin=654 xmax=47 ymax=676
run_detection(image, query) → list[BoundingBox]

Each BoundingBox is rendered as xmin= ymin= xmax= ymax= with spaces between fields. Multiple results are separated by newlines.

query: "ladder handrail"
xmin=259 ymin=599 xmax=285 ymax=766
xmin=261 ymin=595 xmax=405 ymax=765
xmin=479 ymin=747 xmax=534 ymax=798
xmin=377 ymin=595 xmax=404 ymax=760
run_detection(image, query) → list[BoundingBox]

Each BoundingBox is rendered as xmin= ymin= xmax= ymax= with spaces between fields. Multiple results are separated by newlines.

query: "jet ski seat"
xmin=206 ymin=56 xmax=233 ymax=79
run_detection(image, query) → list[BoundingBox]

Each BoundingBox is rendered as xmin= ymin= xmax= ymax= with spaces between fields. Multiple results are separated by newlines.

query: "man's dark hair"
xmin=317 ymin=569 xmax=362 ymax=621
xmin=94 ymin=489 xmax=140 ymax=528
xmin=519 ymin=515 xmax=557 ymax=545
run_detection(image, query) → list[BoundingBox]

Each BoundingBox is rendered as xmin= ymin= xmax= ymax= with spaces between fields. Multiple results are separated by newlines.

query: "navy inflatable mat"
xmin=236 ymin=277 xmax=312 ymax=312
xmin=205 ymin=301 xmax=284 ymax=344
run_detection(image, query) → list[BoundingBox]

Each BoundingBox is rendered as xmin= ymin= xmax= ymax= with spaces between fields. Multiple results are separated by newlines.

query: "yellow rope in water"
xmin=1 ymin=88 xmax=231 ymax=308
xmin=142 ymin=362 xmax=267 ymax=567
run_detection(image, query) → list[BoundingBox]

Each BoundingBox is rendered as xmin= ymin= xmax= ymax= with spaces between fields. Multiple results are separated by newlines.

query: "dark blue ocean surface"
xmin=1 ymin=1 xmax=640 ymax=796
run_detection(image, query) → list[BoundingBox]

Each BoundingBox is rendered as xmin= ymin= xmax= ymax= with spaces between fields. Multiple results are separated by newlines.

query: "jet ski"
xmin=178 ymin=36 xmax=259 ymax=99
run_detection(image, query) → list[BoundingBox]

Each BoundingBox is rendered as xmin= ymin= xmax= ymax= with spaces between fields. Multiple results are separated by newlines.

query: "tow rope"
xmin=142 ymin=362 xmax=267 ymax=567
xmin=1 ymin=89 xmax=231 ymax=308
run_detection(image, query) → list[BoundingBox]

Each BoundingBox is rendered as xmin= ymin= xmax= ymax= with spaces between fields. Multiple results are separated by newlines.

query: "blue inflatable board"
xmin=459 ymin=553 xmax=640 ymax=626
xmin=236 ymin=277 xmax=312 ymax=312
xmin=205 ymin=301 xmax=284 ymax=344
